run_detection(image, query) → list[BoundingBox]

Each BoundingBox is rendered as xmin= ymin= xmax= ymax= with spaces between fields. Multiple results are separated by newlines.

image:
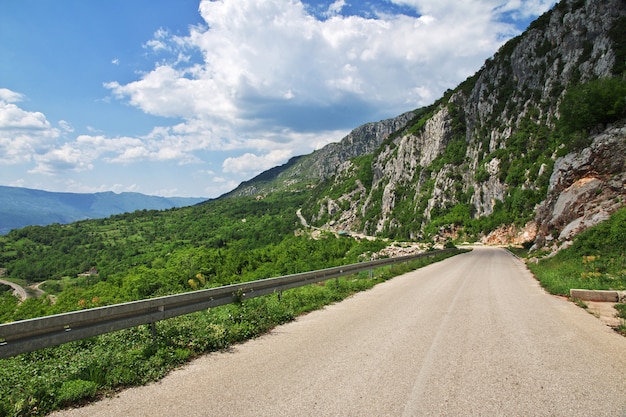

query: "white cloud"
xmin=326 ymin=0 xmax=346 ymax=17
xmin=0 ymin=90 xmax=60 ymax=164
xmin=144 ymin=28 xmax=172 ymax=52
xmin=2 ymin=1 xmax=557 ymax=196
xmin=495 ymin=0 xmax=557 ymax=19
xmin=0 ymin=88 xmax=24 ymax=103
xmin=94 ymin=0 xmax=549 ymax=191
xmin=222 ymin=149 xmax=293 ymax=175
xmin=29 ymin=143 xmax=94 ymax=175
xmin=106 ymin=0 xmax=548 ymax=144
xmin=59 ymin=120 xmax=74 ymax=133
xmin=391 ymin=0 xmax=554 ymax=24
xmin=0 ymin=102 xmax=53 ymax=130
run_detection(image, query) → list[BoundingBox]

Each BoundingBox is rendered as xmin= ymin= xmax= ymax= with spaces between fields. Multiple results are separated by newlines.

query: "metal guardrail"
xmin=0 ymin=249 xmax=457 ymax=359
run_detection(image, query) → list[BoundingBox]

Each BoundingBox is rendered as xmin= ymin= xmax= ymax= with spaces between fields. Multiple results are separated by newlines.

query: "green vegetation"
xmin=0 ymin=250 xmax=461 ymax=417
xmin=0 ymin=192 xmax=395 ymax=322
xmin=557 ymin=77 xmax=626 ymax=151
xmin=527 ymin=207 xmax=626 ymax=295
xmin=302 ymin=73 xmax=626 ymax=244
xmin=609 ymin=16 xmax=626 ymax=76
xmin=0 ymin=179 xmax=466 ymax=416
xmin=436 ymin=77 xmax=623 ymax=241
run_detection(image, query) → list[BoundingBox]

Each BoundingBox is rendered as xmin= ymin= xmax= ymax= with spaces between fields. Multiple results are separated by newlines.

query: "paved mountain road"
xmin=0 ymin=279 xmax=27 ymax=301
xmin=53 ymin=247 xmax=626 ymax=416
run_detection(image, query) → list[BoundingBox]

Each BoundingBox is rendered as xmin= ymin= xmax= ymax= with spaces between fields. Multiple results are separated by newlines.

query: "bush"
xmin=444 ymin=240 xmax=457 ymax=249
xmin=558 ymin=78 xmax=626 ymax=150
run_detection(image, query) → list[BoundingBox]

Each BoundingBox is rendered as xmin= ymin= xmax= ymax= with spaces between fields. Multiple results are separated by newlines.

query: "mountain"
xmin=225 ymin=110 xmax=418 ymax=197
xmin=226 ymin=0 xmax=626 ymax=250
xmin=0 ymin=186 xmax=207 ymax=234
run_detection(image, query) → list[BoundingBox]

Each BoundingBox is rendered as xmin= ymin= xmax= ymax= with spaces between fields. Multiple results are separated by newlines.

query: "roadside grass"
xmin=525 ymin=207 xmax=626 ymax=332
xmin=0 ymin=249 xmax=463 ymax=417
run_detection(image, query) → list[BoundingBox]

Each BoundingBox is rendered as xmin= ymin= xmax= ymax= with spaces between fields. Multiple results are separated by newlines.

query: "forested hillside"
xmin=0 ymin=192 xmax=386 ymax=322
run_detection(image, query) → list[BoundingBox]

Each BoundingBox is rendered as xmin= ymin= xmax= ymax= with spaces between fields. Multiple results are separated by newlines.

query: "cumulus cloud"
xmin=0 ymin=89 xmax=60 ymax=164
xmin=0 ymin=88 xmax=24 ymax=103
xmin=223 ymin=149 xmax=294 ymax=175
xmin=3 ymin=1 xmax=556 ymax=195
xmin=106 ymin=0 xmax=552 ymax=149
xmin=28 ymin=0 xmax=555 ymax=180
xmin=29 ymin=143 xmax=94 ymax=175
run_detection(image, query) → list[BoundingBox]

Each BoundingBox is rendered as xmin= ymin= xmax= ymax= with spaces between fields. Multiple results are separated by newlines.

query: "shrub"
xmin=558 ymin=78 xmax=626 ymax=150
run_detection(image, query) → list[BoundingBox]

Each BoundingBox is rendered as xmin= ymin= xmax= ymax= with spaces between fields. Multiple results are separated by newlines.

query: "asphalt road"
xmin=0 ymin=279 xmax=27 ymax=301
xmin=53 ymin=247 xmax=626 ymax=416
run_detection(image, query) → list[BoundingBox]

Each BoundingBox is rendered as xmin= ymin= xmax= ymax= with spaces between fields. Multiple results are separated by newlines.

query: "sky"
xmin=0 ymin=0 xmax=556 ymax=198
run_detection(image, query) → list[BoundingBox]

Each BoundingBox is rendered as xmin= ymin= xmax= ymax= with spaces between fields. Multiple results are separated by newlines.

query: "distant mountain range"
xmin=0 ymin=186 xmax=207 ymax=234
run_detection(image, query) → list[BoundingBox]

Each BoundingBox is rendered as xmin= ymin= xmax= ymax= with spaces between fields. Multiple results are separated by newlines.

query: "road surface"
xmin=53 ymin=247 xmax=626 ymax=416
xmin=0 ymin=279 xmax=27 ymax=301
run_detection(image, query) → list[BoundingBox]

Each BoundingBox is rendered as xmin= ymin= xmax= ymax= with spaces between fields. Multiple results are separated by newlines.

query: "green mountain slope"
xmin=1 ymin=0 xmax=625 ymax=300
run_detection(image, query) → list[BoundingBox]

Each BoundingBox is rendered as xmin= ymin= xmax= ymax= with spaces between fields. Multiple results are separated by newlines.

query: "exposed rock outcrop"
xmin=534 ymin=124 xmax=626 ymax=249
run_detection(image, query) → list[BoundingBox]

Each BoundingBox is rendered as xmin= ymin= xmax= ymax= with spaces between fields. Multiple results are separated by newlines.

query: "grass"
xmin=0 ymin=250 xmax=463 ymax=417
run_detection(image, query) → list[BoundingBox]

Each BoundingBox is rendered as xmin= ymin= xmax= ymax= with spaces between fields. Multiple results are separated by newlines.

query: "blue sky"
xmin=0 ymin=0 xmax=555 ymax=198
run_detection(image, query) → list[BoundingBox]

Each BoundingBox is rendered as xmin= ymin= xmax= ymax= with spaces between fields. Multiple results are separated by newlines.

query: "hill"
xmin=0 ymin=186 xmax=207 ymax=234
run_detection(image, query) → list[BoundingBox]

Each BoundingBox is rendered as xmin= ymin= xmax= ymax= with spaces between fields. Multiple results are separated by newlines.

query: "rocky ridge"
xmin=534 ymin=123 xmax=626 ymax=250
xmin=226 ymin=110 xmax=416 ymax=198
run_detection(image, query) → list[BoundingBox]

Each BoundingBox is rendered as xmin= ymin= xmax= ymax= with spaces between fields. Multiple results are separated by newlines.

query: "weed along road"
xmin=52 ymin=247 xmax=626 ymax=417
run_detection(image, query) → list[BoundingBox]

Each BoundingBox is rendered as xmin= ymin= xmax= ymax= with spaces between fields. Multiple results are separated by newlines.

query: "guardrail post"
xmin=150 ymin=322 xmax=157 ymax=339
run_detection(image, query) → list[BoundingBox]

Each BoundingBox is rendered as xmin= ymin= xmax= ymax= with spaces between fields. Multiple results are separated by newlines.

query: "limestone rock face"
xmin=534 ymin=125 xmax=626 ymax=248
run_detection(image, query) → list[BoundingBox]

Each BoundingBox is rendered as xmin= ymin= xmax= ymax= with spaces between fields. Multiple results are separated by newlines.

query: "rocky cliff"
xmin=534 ymin=123 xmax=626 ymax=250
